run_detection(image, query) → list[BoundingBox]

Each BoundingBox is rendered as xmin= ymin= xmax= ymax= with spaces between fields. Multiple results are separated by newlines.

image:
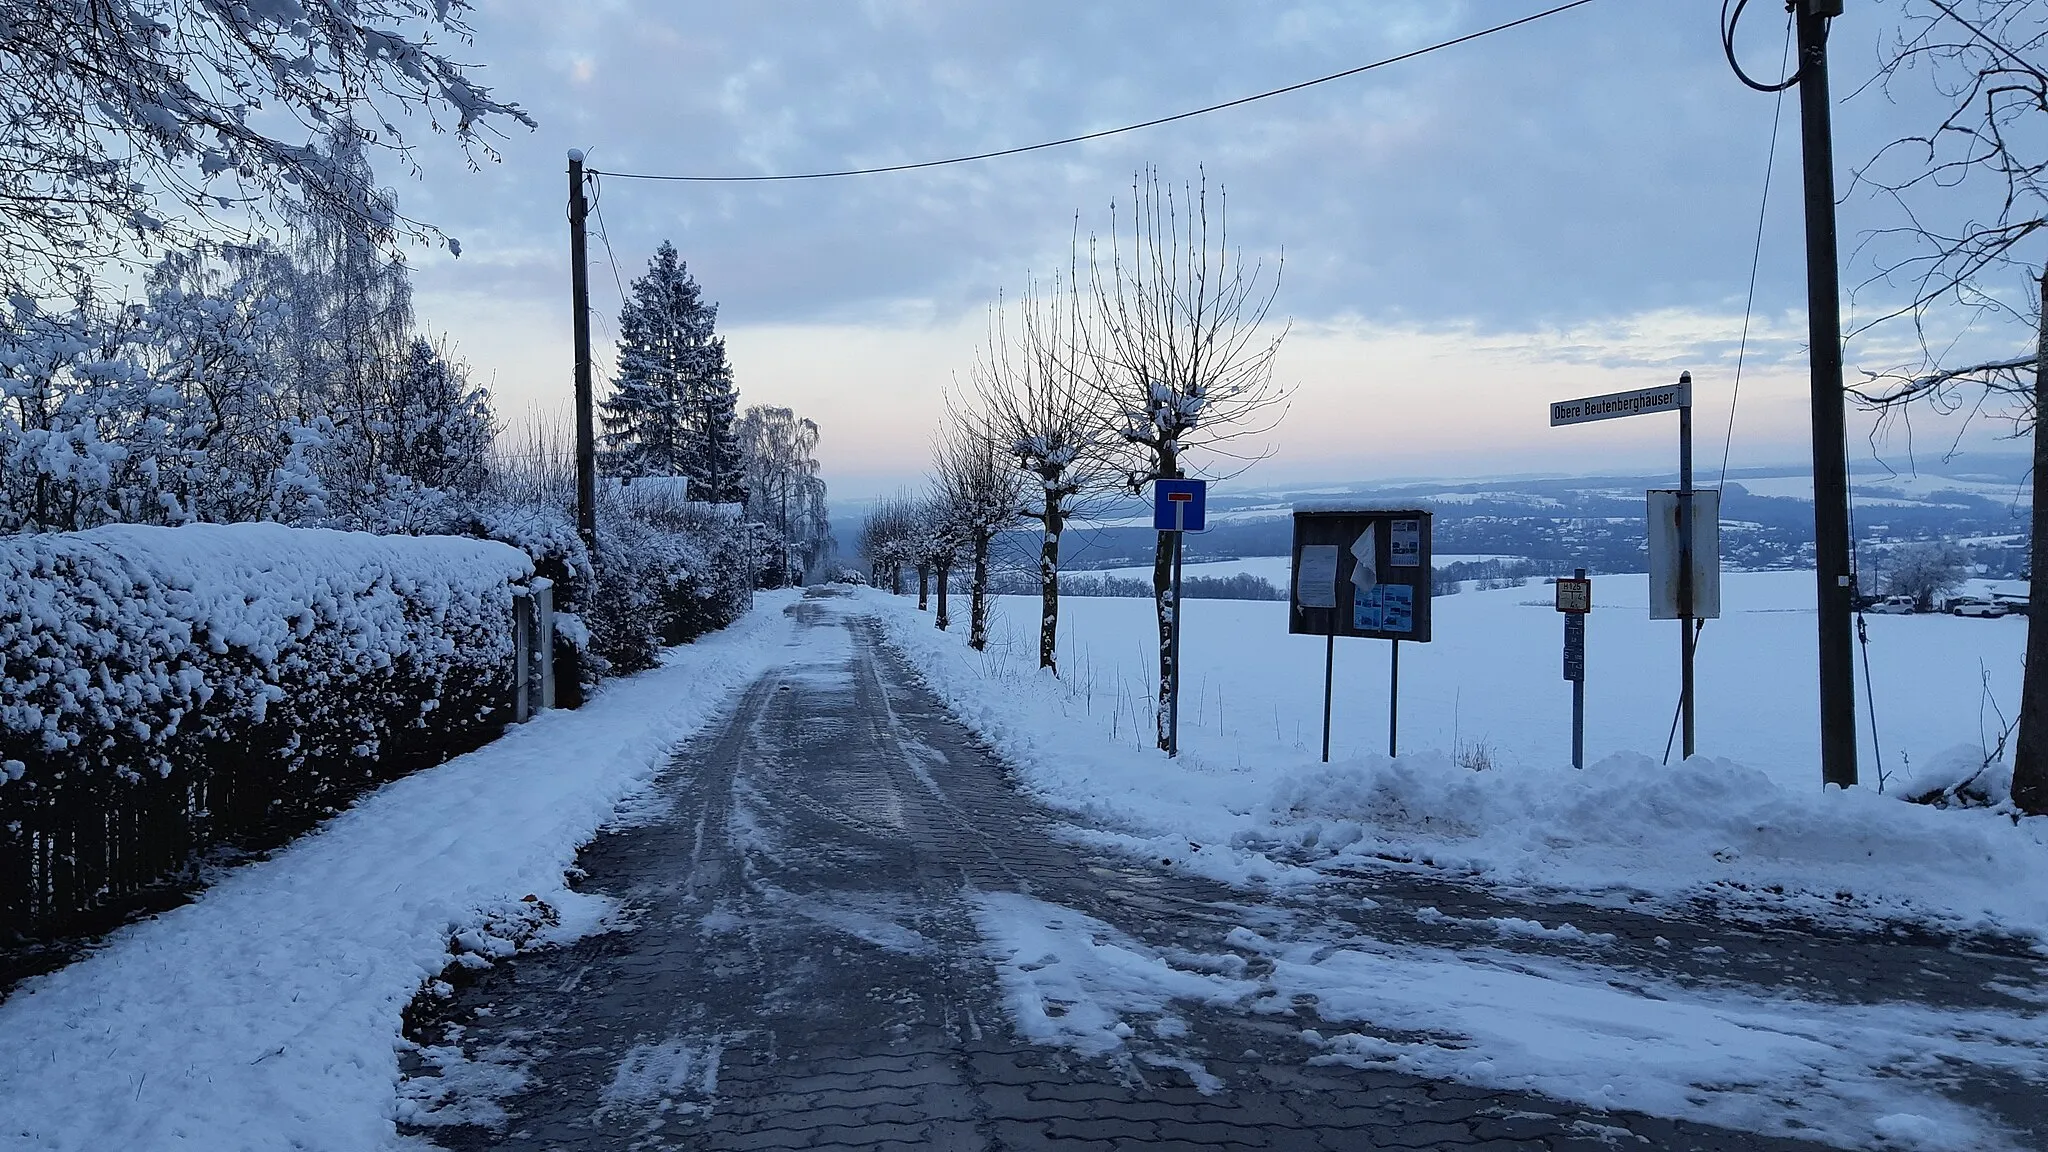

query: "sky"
xmin=380 ymin=0 xmax=2037 ymax=500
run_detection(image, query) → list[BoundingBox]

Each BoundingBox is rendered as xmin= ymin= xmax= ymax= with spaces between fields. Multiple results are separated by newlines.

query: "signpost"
xmin=1289 ymin=509 xmax=1433 ymax=762
xmin=1556 ymin=570 xmax=1590 ymax=770
xmin=1154 ymin=478 xmax=1208 ymax=757
xmin=1550 ymin=372 xmax=1709 ymax=759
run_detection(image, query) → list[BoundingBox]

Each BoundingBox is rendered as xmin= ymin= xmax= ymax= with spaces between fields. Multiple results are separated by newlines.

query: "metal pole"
xmin=1388 ymin=639 xmax=1400 ymax=758
xmin=1795 ymin=0 xmax=1858 ymax=789
xmin=1321 ymin=631 xmax=1335 ymax=764
xmin=1572 ymin=567 xmax=1586 ymax=771
xmin=1167 ymin=528 xmax=1184 ymax=758
xmin=567 ymin=150 xmax=598 ymax=553
xmin=1677 ymin=372 xmax=1695 ymax=760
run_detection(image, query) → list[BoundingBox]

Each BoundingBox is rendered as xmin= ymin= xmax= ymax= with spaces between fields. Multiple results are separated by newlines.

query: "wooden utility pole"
xmin=2014 ymin=274 xmax=2048 ymax=813
xmin=1793 ymin=0 xmax=1858 ymax=789
xmin=568 ymin=149 xmax=598 ymax=552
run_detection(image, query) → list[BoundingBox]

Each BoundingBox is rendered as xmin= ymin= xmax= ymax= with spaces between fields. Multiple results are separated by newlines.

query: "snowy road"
xmin=400 ymin=590 xmax=2046 ymax=1151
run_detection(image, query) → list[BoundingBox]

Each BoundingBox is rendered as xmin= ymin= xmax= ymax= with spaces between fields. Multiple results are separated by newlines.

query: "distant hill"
xmin=833 ymin=454 xmax=2034 ymax=580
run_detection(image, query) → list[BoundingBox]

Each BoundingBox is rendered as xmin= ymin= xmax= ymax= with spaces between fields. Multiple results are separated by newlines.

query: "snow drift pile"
xmin=0 ymin=523 xmax=532 ymax=939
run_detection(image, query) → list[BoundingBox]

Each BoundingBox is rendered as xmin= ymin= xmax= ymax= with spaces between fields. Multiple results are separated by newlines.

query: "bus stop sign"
xmin=1153 ymin=478 xmax=1207 ymax=532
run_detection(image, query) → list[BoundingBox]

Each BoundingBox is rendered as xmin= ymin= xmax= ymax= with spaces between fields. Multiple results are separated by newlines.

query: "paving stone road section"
xmin=401 ymin=591 xmax=2046 ymax=1151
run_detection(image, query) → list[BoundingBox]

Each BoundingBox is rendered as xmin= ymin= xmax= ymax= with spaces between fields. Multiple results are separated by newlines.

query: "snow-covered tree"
xmin=602 ymin=242 xmax=742 ymax=502
xmin=739 ymin=405 xmax=830 ymax=584
xmin=933 ymin=412 xmax=1023 ymax=651
xmin=1088 ymin=168 xmax=1288 ymax=748
xmin=972 ymin=272 xmax=1117 ymax=671
xmin=138 ymin=245 xmax=325 ymax=524
xmin=1881 ymin=541 xmax=1969 ymax=612
xmin=858 ymin=493 xmax=918 ymax=594
xmin=0 ymin=0 xmax=530 ymax=296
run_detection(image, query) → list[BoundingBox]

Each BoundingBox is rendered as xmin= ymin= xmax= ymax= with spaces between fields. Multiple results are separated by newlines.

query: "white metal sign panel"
xmin=1647 ymin=488 xmax=1722 ymax=620
xmin=1549 ymin=381 xmax=1692 ymax=427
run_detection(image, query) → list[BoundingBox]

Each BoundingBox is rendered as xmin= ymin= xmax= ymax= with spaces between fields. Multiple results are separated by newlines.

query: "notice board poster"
xmin=1288 ymin=509 xmax=1432 ymax=642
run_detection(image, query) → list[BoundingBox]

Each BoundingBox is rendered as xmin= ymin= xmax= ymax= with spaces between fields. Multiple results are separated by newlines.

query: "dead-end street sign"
xmin=1549 ymin=380 xmax=1692 ymax=427
xmin=1153 ymin=478 xmax=1207 ymax=532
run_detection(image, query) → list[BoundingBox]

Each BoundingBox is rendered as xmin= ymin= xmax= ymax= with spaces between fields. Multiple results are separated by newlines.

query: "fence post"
xmin=534 ymin=577 xmax=555 ymax=712
xmin=512 ymin=585 xmax=533 ymax=724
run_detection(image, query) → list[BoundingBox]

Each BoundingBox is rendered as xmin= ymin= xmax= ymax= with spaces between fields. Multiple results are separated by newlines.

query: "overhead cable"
xmin=589 ymin=0 xmax=1598 ymax=183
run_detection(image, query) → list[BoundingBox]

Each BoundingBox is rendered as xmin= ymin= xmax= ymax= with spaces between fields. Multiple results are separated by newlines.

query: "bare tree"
xmin=1087 ymin=167 xmax=1289 ymax=749
xmin=972 ymin=271 xmax=1118 ymax=672
xmin=932 ymin=412 xmax=1024 ymax=652
xmin=1852 ymin=0 xmax=2048 ymax=810
xmin=904 ymin=494 xmax=955 ymax=615
xmin=857 ymin=492 xmax=917 ymax=593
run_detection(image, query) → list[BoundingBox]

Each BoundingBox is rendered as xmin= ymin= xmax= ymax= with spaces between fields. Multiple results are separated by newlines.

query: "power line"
xmin=587 ymin=0 xmax=1598 ymax=184
xmin=1719 ymin=10 xmax=1792 ymax=490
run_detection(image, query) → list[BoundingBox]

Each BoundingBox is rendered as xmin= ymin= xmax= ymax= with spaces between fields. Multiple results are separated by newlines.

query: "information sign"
xmin=1288 ymin=509 xmax=1433 ymax=643
xmin=1555 ymin=577 xmax=1592 ymax=614
xmin=1563 ymin=613 xmax=1586 ymax=681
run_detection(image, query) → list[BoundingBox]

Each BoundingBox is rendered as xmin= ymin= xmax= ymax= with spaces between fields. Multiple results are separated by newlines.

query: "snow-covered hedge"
xmin=0 ymin=523 xmax=533 ymax=939
xmin=458 ymin=494 xmax=755 ymax=692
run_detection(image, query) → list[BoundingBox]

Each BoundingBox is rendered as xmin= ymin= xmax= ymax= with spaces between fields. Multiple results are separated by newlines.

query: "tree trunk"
xmin=1152 ymin=451 xmax=1180 ymax=751
xmin=917 ymin=563 xmax=930 ymax=611
xmin=935 ymin=559 xmax=952 ymax=631
xmin=2012 ymin=272 xmax=2048 ymax=814
xmin=1039 ymin=497 xmax=1062 ymax=672
xmin=969 ymin=531 xmax=991 ymax=651
xmin=891 ymin=564 xmax=904 ymax=596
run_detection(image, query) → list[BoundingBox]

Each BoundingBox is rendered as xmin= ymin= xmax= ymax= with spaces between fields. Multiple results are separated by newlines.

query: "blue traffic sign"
xmin=1153 ymin=478 xmax=1208 ymax=532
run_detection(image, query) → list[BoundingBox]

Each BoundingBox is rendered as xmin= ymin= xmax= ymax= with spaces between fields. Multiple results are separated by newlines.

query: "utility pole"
xmin=1676 ymin=371 xmax=1695 ymax=760
xmin=1794 ymin=0 xmax=1858 ymax=789
xmin=568 ymin=149 xmax=598 ymax=553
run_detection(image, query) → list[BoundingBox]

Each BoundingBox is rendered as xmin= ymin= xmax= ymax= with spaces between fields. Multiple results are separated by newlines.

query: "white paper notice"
xmin=1296 ymin=545 xmax=1338 ymax=608
xmin=1350 ymin=525 xmax=1378 ymax=593
xmin=1389 ymin=518 xmax=1421 ymax=567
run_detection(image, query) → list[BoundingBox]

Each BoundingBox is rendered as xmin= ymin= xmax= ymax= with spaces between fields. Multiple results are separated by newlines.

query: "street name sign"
xmin=1549 ymin=380 xmax=1693 ymax=427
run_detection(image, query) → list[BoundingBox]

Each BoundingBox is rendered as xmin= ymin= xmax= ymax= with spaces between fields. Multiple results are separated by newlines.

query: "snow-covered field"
xmin=869 ymin=573 xmax=2048 ymax=942
xmin=0 ymin=592 xmax=803 ymax=1152
xmin=999 ymin=570 xmax=2024 ymax=784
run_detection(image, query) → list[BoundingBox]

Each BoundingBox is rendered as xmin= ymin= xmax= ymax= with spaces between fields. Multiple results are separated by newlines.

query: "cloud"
xmin=377 ymin=1 xmax=2022 ymax=494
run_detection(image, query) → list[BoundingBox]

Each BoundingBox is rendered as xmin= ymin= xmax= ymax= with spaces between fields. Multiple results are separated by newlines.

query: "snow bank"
xmin=859 ymin=589 xmax=2048 ymax=944
xmin=0 ymin=590 xmax=801 ymax=1152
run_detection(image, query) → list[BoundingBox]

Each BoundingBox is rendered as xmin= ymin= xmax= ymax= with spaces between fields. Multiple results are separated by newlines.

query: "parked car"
xmin=1866 ymin=595 xmax=1916 ymax=615
xmin=1992 ymin=594 xmax=2031 ymax=617
xmin=1952 ymin=598 xmax=2011 ymax=618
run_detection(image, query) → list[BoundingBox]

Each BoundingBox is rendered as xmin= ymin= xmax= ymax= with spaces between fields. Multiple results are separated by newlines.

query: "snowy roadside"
xmin=855 ymin=589 xmax=2048 ymax=947
xmin=0 ymin=590 xmax=801 ymax=1152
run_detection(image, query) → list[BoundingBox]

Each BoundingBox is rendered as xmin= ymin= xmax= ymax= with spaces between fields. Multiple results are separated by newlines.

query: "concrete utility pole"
xmin=568 ymin=149 xmax=598 ymax=552
xmin=1793 ymin=0 xmax=1858 ymax=789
